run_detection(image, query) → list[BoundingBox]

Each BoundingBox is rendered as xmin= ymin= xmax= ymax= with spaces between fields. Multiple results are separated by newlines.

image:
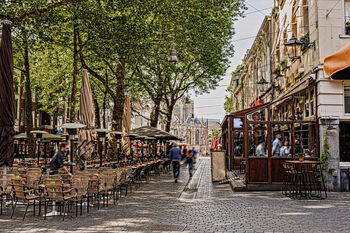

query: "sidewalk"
xmin=2 ymin=157 xmax=350 ymax=232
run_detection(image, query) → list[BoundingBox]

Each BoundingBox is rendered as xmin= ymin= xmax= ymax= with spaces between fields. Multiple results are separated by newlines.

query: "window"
xmin=292 ymin=0 xmax=298 ymax=38
xmin=302 ymin=0 xmax=309 ymax=35
xmin=340 ymin=123 xmax=350 ymax=161
xmin=345 ymin=87 xmax=350 ymax=113
xmin=345 ymin=0 xmax=350 ymax=35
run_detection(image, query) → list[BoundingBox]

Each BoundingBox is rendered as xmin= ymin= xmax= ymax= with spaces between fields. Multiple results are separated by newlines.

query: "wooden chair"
xmin=0 ymin=174 xmax=15 ymax=215
xmin=86 ymin=173 xmax=100 ymax=210
xmin=43 ymin=178 xmax=75 ymax=221
xmin=71 ymin=175 xmax=89 ymax=216
xmin=11 ymin=178 xmax=44 ymax=220
xmin=99 ymin=172 xmax=116 ymax=207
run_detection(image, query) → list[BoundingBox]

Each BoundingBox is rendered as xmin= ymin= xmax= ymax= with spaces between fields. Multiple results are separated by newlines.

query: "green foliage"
xmin=5 ymin=0 xmax=246 ymax=130
xmin=211 ymin=129 xmax=222 ymax=141
xmin=224 ymin=94 xmax=234 ymax=114
xmin=320 ymin=128 xmax=335 ymax=186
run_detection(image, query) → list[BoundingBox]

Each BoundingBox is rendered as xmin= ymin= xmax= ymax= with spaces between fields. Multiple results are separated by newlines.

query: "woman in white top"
xmin=280 ymin=141 xmax=291 ymax=156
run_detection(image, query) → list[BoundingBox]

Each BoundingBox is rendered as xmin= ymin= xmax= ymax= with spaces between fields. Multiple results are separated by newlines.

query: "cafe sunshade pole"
xmin=77 ymin=70 xmax=95 ymax=163
xmin=0 ymin=21 xmax=15 ymax=168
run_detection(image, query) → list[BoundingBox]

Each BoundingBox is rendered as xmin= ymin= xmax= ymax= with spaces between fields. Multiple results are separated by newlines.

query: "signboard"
xmin=211 ymin=150 xmax=226 ymax=182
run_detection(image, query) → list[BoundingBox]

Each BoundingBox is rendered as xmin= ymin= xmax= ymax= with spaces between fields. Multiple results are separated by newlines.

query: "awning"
xmin=324 ymin=42 xmax=350 ymax=79
xmin=130 ymin=126 xmax=183 ymax=141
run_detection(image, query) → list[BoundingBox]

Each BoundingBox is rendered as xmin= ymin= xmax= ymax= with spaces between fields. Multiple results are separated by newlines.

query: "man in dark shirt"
xmin=49 ymin=142 xmax=72 ymax=176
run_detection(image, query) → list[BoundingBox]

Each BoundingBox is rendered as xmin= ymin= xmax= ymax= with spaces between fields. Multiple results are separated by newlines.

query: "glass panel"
xmin=345 ymin=87 xmax=350 ymax=113
xmin=294 ymin=123 xmax=318 ymax=157
xmin=233 ymin=131 xmax=244 ymax=157
xmin=272 ymin=124 xmax=292 ymax=157
xmin=248 ymin=124 xmax=267 ymax=157
xmin=233 ymin=118 xmax=243 ymax=128
xmin=247 ymin=107 xmax=268 ymax=121
xmin=340 ymin=123 xmax=350 ymax=162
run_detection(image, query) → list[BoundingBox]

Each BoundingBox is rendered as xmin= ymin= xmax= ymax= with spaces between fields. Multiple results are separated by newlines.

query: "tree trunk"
xmin=107 ymin=56 xmax=125 ymax=159
xmin=150 ymin=97 xmax=161 ymax=128
xmin=92 ymin=89 xmax=101 ymax=129
xmin=69 ymin=23 xmax=79 ymax=122
xmin=103 ymin=70 xmax=108 ymax=129
xmin=113 ymin=56 xmax=125 ymax=131
xmin=165 ymin=99 xmax=176 ymax=132
xmin=19 ymin=72 xmax=25 ymax=132
xmin=24 ymin=42 xmax=35 ymax=158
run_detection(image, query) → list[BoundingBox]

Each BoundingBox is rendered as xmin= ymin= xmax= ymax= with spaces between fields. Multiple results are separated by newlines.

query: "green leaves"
xmin=7 ymin=0 xmax=245 ymax=127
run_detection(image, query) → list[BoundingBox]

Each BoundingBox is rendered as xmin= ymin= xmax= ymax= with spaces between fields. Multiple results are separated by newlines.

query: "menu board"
xmin=211 ymin=150 xmax=226 ymax=182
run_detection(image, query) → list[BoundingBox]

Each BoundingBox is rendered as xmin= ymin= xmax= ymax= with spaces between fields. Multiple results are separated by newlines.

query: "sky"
xmin=192 ymin=0 xmax=274 ymax=121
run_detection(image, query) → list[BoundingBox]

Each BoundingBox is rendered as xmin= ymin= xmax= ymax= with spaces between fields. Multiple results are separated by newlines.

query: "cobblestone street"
xmin=2 ymin=157 xmax=350 ymax=232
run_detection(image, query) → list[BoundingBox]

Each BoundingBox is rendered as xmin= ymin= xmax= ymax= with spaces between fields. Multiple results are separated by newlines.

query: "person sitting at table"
xmin=272 ymin=132 xmax=282 ymax=156
xmin=255 ymin=139 xmax=266 ymax=156
xmin=49 ymin=142 xmax=72 ymax=176
xmin=295 ymin=139 xmax=303 ymax=156
xmin=280 ymin=141 xmax=291 ymax=156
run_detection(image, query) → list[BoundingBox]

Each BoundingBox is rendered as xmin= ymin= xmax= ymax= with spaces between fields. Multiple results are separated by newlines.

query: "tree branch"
xmin=8 ymin=0 xmax=85 ymax=24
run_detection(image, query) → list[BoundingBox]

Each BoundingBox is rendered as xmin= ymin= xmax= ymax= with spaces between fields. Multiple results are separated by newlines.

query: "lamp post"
xmin=61 ymin=123 xmax=86 ymax=174
xmin=95 ymin=129 xmax=109 ymax=167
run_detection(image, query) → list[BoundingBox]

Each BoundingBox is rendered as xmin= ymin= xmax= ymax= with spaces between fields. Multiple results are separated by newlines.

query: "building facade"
xmin=228 ymin=0 xmax=350 ymax=191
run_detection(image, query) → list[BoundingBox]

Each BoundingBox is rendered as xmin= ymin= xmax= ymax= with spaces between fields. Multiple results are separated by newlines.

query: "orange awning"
xmin=324 ymin=42 xmax=350 ymax=79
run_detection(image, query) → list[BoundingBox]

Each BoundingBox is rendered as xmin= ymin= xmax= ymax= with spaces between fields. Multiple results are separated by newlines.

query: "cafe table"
xmin=285 ymin=160 xmax=326 ymax=199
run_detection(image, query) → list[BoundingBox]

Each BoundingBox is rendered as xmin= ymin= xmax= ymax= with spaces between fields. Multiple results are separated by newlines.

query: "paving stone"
xmin=1 ymin=157 xmax=350 ymax=232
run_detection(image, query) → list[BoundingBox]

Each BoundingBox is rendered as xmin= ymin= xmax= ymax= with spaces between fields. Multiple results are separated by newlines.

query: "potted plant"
xmin=280 ymin=59 xmax=288 ymax=71
xmin=300 ymin=33 xmax=310 ymax=51
xmin=273 ymin=66 xmax=281 ymax=78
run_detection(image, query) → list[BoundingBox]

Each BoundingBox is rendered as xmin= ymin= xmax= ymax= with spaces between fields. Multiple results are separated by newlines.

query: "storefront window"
xmin=294 ymin=123 xmax=317 ymax=157
xmin=340 ymin=123 xmax=350 ymax=161
xmin=272 ymin=124 xmax=292 ymax=157
xmin=345 ymin=87 xmax=350 ymax=113
xmin=248 ymin=124 xmax=267 ymax=157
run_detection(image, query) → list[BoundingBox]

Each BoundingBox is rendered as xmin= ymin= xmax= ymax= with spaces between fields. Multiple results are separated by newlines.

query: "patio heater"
xmin=95 ymin=129 xmax=109 ymax=167
xmin=110 ymin=131 xmax=125 ymax=163
xmin=42 ymin=139 xmax=50 ymax=174
xmin=61 ymin=123 xmax=86 ymax=173
xmin=30 ymin=130 xmax=48 ymax=165
xmin=125 ymin=133 xmax=138 ymax=164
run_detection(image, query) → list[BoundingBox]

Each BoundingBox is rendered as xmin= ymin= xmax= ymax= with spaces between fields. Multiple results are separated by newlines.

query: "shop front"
xmin=222 ymin=83 xmax=318 ymax=190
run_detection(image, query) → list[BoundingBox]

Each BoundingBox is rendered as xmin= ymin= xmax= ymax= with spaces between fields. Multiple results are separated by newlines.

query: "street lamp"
xmin=169 ymin=32 xmax=178 ymax=63
xmin=285 ymin=35 xmax=303 ymax=60
xmin=95 ymin=129 xmax=109 ymax=167
xmin=169 ymin=49 xmax=178 ymax=63
xmin=61 ymin=123 xmax=86 ymax=173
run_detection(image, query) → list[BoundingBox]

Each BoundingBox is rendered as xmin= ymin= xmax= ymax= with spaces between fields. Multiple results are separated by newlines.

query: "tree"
xmin=5 ymin=0 xmax=84 ymax=158
xmin=0 ymin=0 xmax=83 ymax=23
xmin=134 ymin=0 xmax=245 ymax=131
xmin=77 ymin=0 xmax=159 ymax=158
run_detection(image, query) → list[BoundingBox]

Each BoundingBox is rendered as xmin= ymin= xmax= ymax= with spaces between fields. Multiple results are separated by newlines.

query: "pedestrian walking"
xmin=187 ymin=150 xmax=194 ymax=177
xmin=169 ymin=143 xmax=182 ymax=183
xmin=182 ymin=145 xmax=188 ymax=160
